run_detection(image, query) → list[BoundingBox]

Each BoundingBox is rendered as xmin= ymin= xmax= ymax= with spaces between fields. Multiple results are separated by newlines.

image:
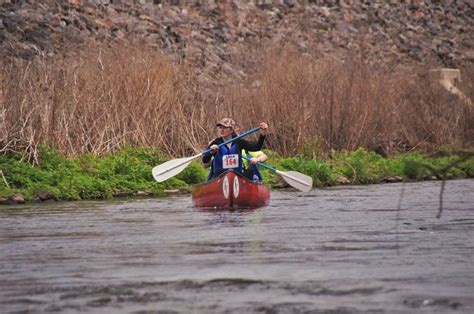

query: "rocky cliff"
xmin=1 ymin=0 xmax=473 ymax=81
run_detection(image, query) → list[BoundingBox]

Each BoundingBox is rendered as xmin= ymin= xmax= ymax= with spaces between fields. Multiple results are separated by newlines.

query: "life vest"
xmin=207 ymin=142 xmax=243 ymax=180
xmin=242 ymin=150 xmax=263 ymax=182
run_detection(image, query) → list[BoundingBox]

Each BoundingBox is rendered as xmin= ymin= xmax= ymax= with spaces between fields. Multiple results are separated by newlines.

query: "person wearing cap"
xmin=202 ymin=118 xmax=268 ymax=180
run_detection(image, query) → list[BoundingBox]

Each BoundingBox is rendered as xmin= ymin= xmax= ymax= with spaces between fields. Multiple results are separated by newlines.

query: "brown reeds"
xmin=1 ymin=44 xmax=473 ymax=162
xmin=220 ymin=48 xmax=473 ymax=156
xmin=1 ymin=45 xmax=212 ymax=162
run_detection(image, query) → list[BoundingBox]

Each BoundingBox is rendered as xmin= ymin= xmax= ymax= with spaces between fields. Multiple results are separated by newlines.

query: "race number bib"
xmin=222 ymin=154 xmax=239 ymax=169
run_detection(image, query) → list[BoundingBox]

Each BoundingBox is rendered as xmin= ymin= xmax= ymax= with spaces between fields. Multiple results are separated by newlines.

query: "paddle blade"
xmin=152 ymin=157 xmax=194 ymax=182
xmin=278 ymin=170 xmax=313 ymax=192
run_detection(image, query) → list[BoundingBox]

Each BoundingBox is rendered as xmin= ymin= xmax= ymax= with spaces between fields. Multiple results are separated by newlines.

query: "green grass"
xmin=0 ymin=146 xmax=206 ymax=202
xmin=0 ymin=146 xmax=472 ymax=203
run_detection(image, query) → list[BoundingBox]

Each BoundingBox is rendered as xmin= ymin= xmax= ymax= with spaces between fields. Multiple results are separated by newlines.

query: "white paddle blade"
xmin=152 ymin=157 xmax=193 ymax=182
xmin=278 ymin=170 xmax=313 ymax=192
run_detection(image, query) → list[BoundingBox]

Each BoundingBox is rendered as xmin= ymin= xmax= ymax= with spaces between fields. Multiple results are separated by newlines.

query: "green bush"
xmin=330 ymin=148 xmax=386 ymax=184
xmin=1 ymin=145 xmax=472 ymax=203
xmin=0 ymin=147 xmax=186 ymax=202
xmin=276 ymin=157 xmax=330 ymax=187
xmin=459 ymin=158 xmax=474 ymax=177
xmin=176 ymin=161 xmax=208 ymax=185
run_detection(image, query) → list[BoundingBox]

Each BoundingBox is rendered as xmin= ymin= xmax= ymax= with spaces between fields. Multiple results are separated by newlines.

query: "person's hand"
xmin=250 ymin=157 xmax=259 ymax=165
xmin=210 ymin=144 xmax=219 ymax=154
xmin=259 ymin=122 xmax=268 ymax=135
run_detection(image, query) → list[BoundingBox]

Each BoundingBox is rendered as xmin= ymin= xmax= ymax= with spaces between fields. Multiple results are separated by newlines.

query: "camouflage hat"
xmin=216 ymin=118 xmax=236 ymax=129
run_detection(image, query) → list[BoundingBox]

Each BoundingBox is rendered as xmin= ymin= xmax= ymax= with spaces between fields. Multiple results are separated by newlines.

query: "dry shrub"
xmin=393 ymin=69 xmax=471 ymax=151
xmin=219 ymin=48 xmax=474 ymax=156
xmin=1 ymin=44 xmax=473 ymax=162
xmin=1 ymin=44 xmax=211 ymax=162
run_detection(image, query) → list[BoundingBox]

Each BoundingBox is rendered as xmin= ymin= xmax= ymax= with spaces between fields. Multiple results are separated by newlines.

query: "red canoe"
xmin=192 ymin=170 xmax=270 ymax=209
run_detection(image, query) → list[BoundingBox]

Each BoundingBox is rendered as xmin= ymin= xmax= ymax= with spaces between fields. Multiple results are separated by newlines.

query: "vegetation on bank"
xmin=1 ymin=45 xmax=473 ymax=163
xmin=0 ymin=146 xmax=205 ymax=203
xmin=1 ymin=46 xmax=473 ymax=204
xmin=0 ymin=146 xmax=472 ymax=204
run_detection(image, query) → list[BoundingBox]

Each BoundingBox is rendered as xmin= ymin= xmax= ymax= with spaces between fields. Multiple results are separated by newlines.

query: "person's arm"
xmin=202 ymin=138 xmax=220 ymax=164
xmin=255 ymin=151 xmax=268 ymax=163
xmin=249 ymin=151 xmax=267 ymax=164
xmin=238 ymin=134 xmax=266 ymax=152
xmin=239 ymin=122 xmax=268 ymax=152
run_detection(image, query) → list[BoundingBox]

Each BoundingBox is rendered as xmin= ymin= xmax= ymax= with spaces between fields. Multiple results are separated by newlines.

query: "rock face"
xmin=1 ymin=0 xmax=473 ymax=79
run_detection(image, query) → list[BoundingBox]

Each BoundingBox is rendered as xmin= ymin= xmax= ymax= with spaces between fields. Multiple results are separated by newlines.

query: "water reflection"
xmin=200 ymin=208 xmax=265 ymax=226
xmin=192 ymin=209 xmax=268 ymax=256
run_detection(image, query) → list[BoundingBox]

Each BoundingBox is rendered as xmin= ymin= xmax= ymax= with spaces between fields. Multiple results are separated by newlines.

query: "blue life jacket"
xmin=243 ymin=150 xmax=263 ymax=182
xmin=207 ymin=142 xmax=243 ymax=180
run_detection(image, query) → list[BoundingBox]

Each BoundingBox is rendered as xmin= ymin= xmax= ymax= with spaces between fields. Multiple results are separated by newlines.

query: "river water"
xmin=1 ymin=179 xmax=473 ymax=313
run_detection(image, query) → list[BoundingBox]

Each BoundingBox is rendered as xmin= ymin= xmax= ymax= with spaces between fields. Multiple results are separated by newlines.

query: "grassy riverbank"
xmin=0 ymin=146 xmax=472 ymax=204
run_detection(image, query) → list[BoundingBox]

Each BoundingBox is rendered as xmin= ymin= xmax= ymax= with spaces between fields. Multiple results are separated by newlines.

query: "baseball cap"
xmin=216 ymin=118 xmax=236 ymax=129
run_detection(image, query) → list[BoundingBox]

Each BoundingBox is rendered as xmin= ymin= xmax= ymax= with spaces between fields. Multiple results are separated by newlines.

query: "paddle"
xmin=152 ymin=127 xmax=260 ymax=182
xmin=242 ymin=156 xmax=313 ymax=192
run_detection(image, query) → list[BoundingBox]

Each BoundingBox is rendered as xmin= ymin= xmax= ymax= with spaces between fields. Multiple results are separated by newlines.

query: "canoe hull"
xmin=192 ymin=170 xmax=270 ymax=209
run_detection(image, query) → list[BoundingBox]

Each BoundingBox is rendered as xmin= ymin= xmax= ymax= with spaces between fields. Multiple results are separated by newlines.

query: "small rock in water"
xmin=164 ymin=189 xmax=180 ymax=194
xmin=113 ymin=191 xmax=132 ymax=197
xmin=36 ymin=190 xmax=55 ymax=201
xmin=335 ymin=175 xmax=350 ymax=185
xmin=10 ymin=193 xmax=25 ymax=204
xmin=379 ymin=176 xmax=402 ymax=183
xmin=0 ymin=198 xmax=10 ymax=205
xmin=136 ymin=191 xmax=154 ymax=197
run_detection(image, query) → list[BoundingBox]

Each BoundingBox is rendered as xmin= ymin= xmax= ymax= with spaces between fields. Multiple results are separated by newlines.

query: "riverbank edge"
xmin=0 ymin=146 xmax=473 ymax=205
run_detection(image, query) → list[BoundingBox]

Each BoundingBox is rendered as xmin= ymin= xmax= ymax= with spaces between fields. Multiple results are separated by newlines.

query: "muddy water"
xmin=1 ymin=179 xmax=473 ymax=313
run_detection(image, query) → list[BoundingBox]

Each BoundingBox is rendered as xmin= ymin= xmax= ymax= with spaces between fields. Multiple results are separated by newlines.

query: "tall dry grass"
xmin=1 ymin=45 xmax=213 ymax=162
xmin=221 ymin=47 xmax=474 ymax=156
xmin=1 ymin=44 xmax=473 ymax=162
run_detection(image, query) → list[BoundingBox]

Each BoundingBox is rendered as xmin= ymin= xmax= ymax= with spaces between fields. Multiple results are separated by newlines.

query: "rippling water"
xmin=1 ymin=179 xmax=473 ymax=313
